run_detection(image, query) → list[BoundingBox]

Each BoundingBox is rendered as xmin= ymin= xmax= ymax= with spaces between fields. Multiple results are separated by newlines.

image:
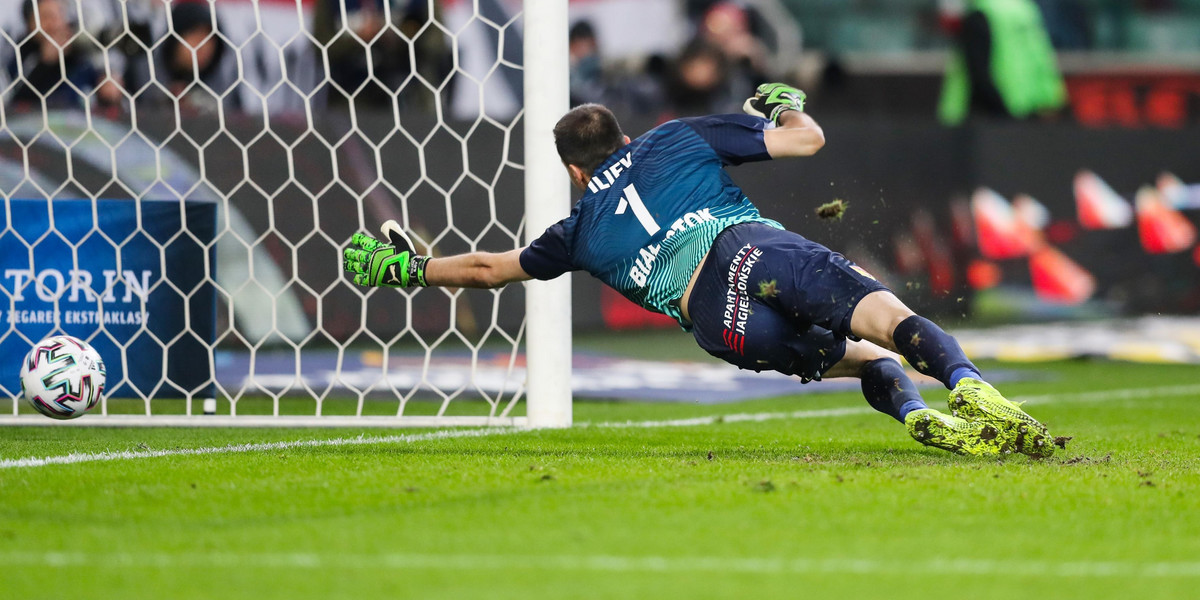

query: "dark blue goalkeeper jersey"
xmin=519 ymin=113 xmax=783 ymax=328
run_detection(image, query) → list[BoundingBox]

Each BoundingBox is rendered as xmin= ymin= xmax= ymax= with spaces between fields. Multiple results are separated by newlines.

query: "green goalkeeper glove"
xmin=343 ymin=220 xmax=429 ymax=288
xmin=742 ymin=82 xmax=806 ymax=125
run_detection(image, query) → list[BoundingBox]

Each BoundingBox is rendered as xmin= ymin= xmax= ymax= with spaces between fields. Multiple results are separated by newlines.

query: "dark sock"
xmin=860 ymin=358 xmax=927 ymax=423
xmin=949 ymin=366 xmax=982 ymax=388
xmin=893 ymin=315 xmax=980 ymax=390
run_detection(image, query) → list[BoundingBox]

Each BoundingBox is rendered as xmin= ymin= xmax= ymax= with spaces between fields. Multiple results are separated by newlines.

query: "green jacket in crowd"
xmin=939 ymin=0 xmax=1068 ymax=125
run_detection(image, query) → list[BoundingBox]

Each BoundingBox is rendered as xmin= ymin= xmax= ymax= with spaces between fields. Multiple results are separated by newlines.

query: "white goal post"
xmin=522 ymin=0 xmax=572 ymax=429
xmin=0 ymin=0 xmax=571 ymax=427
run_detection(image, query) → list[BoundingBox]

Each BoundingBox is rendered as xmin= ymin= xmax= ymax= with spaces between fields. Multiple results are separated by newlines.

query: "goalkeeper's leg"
xmin=829 ymin=341 xmax=1009 ymax=456
xmin=825 ymin=340 xmax=927 ymax=423
xmin=683 ymin=223 xmax=1013 ymax=455
xmin=688 ymin=288 xmax=1005 ymax=455
xmin=848 ymin=292 xmax=1053 ymax=457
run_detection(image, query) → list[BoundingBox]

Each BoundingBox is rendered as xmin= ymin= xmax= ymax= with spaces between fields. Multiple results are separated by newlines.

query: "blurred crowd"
xmin=569 ymin=1 xmax=777 ymax=120
xmin=1 ymin=0 xmax=1196 ymax=123
xmin=1 ymin=0 xmax=450 ymax=116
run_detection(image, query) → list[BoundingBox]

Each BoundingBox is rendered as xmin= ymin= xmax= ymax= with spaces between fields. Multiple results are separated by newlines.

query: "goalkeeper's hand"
xmin=343 ymin=220 xmax=429 ymax=288
xmin=742 ymin=82 xmax=806 ymax=125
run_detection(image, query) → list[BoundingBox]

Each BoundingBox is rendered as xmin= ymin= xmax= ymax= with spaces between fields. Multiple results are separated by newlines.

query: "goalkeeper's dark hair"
xmin=554 ymin=104 xmax=625 ymax=176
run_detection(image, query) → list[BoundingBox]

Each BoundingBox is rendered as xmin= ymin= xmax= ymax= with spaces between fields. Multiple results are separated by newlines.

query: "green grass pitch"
xmin=2 ymin=358 xmax=1199 ymax=599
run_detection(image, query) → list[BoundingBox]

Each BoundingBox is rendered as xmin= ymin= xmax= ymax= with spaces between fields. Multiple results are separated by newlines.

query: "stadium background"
xmin=1 ymin=0 xmax=1198 ymax=405
xmin=2 ymin=0 xmax=1197 ymax=342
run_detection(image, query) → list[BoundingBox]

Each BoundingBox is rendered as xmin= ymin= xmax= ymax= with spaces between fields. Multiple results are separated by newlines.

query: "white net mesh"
xmin=0 ymin=0 xmax=541 ymax=424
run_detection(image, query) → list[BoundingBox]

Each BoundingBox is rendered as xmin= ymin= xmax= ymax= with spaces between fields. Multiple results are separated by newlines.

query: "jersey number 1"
xmin=614 ymin=183 xmax=660 ymax=236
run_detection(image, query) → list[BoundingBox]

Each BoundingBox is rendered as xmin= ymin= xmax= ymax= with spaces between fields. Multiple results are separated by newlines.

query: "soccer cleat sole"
xmin=949 ymin=379 xmax=1054 ymax=458
xmin=905 ymin=409 xmax=1009 ymax=457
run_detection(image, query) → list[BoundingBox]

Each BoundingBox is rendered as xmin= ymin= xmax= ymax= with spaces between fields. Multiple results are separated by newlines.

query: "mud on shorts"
xmin=687 ymin=222 xmax=890 ymax=382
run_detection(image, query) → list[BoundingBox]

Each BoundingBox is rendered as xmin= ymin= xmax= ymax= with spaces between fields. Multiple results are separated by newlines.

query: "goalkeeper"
xmin=344 ymin=83 xmax=1054 ymax=457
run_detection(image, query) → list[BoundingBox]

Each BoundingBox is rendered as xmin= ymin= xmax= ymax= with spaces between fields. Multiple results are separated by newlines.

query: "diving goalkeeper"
xmin=343 ymin=84 xmax=1054 ymax=457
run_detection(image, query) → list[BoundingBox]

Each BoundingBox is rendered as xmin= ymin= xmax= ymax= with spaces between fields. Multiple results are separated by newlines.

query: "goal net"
xmin=0 ymin=0 xmax=571 ymax=427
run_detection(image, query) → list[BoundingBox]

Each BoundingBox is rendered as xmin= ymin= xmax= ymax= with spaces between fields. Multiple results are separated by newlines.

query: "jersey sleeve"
xmin=679 ymin=114 xmax=772 ymax=166
xmin=519 ymin=221 xmax=576 ymax=280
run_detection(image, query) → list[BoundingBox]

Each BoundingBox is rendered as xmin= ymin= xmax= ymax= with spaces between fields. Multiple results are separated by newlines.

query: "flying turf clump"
xmin=756 ymin=279 xmax=779 ymax=299
xmin=816 ymin=198 xmax=849 ymax=220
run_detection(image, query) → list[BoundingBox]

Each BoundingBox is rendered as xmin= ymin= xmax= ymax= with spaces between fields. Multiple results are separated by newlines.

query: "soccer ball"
xmin=20 ymin=335 xmax=106 ymax=420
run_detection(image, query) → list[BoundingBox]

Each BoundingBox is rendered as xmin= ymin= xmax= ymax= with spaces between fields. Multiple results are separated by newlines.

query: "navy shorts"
xmin=688 ymin=223 xmax=890 ymax=381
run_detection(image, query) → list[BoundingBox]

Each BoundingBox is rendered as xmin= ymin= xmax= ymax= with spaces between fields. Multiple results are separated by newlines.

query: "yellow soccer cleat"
xmin=949 ymin=378 xmax=1054 ymax=458
xmin=904 ymin=408 xmax=1009 ymax=456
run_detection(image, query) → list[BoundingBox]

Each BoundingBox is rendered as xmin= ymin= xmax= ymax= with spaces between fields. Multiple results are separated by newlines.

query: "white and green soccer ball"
xmin=20 ymin=335 xmax=106 ymax=420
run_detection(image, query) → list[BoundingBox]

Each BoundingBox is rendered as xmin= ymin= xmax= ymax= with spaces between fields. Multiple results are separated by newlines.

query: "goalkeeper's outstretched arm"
xmin=423 ymin=249 xmax=532 ymax=289
xmin=343 ymin=220 xmax=531 ymax=290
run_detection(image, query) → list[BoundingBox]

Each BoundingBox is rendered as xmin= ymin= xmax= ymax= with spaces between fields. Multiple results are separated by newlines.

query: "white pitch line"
xmin=1012 ymin=383 xmax=1200 ymax=405
xmin=2 ymin=383 xmax=1197 ymax=471
xmin=0 ymin=406 xmax=875 ymax=470
xmin=0 ymin=427 xmax=515 ymax=470
xmin=2 ymin=551 xmax=1200 ymax=578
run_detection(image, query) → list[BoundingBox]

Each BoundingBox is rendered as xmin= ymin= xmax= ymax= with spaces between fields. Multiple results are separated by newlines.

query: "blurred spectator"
xmin=85 ymin=0 xmax=159 ymax=108
xmin=596 ymin=54 xmax=672 ymax=119
xmin=938 ymin=0 xmax=1067 ymax=125
xmin=5 ymin=0 xmax=119 ymax=110
xmin=312 ymin=0 xmax=449 ymax=110
xmin=654 ymin=1 xmax=775 ymax=118
xmin=697 ymin=1 xmax=770 ymax=95
xmin=569 ymin=20 xmax=606 ymax=106
xmin=664 ymin=41 xmax=731 ymax=117
xmin=158 ymin=1 xmax=240 ymax=113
